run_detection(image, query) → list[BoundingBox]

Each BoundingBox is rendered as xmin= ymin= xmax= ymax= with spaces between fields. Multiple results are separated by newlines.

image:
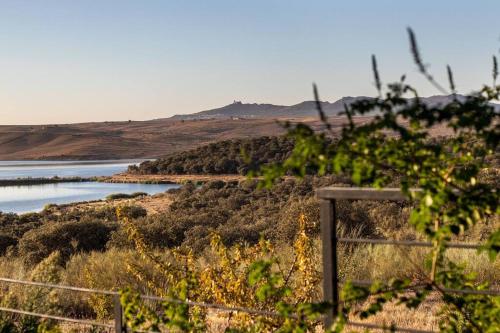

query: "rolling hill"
xmin=1 ymin=94 xmax=489 ymax=160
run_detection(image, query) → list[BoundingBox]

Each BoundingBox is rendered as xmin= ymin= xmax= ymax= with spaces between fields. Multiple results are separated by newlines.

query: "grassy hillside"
xmin=0 ymin=118 xmax=285 ymax=160
xmin=0 ymin=116 xmax=381 ymax=160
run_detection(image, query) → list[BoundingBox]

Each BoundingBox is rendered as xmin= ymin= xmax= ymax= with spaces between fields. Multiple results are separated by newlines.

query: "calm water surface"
xmin=0 ymin=182 xmax=178 ymax=214
xmin=0 ymin=160 xmax=142 ymax=179
xmin=0 ymin=161 xmax=178 ymax=214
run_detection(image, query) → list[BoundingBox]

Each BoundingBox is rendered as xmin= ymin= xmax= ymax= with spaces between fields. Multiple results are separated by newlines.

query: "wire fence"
xmin=0 ymin=187 xmax=497 ymax=333
xmin=0 ymin=277 xmax=495 ymax=333
xmin=0 ymin=276 xmax=459 ymax=333
xmin=0 ymin=277 xmax=300 ymax=333
xmin=318 ymin=187 xmax=499 ymax=332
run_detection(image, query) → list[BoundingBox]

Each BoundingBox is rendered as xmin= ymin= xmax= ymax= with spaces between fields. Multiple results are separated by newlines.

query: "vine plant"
xmin=120 ymin=28 xmax=499 ymax=332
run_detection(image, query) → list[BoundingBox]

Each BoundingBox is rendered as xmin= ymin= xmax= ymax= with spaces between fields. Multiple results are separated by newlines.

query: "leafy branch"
xmin=259 ymin=28 xmax=500 ymax=332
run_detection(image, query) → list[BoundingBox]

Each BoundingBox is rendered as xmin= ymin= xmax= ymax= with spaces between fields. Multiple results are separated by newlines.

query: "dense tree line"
xmin=131 ymin=135 xmax=496 ymax=176
xmin=128 ymin=136 xmax=296 ymax=175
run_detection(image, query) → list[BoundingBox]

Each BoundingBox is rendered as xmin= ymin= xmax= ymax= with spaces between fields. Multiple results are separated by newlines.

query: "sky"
xmin=0 ymin=0 xmax=499 ymax=125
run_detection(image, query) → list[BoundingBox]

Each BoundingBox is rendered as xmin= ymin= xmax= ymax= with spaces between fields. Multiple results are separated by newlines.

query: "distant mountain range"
xmin=171 ymin=97 xmax=370 ymax=120
xmin=171 ymin=94 xmax=499 ymax=120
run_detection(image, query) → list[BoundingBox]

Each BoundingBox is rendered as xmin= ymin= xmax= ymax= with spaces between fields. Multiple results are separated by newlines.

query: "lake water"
xmin=0 ymin=160 xmax=141 ymax=179
xmin=0 ymin=182 xmax=178 ymax=214
xmin=0 ymin=160 xmax=178 ymax=214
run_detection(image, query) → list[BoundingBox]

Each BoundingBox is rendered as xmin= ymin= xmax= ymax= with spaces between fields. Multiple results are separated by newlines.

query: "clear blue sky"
xmin=0 ymin=0 xmax=498 ymax=124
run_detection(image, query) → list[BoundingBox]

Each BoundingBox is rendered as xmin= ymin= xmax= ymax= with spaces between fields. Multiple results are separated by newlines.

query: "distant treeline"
xmin=128 ymin=135 xmax=500 ymax=177
xmin=0 ymin=177 xmax=90 ymax=187
xmin=128 ymin=136 xmax=296 ymax=175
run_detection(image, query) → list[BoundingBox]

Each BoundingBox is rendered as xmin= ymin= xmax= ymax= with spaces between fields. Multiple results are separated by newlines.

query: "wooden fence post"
xmin=114 ymin=294 xmax=125 ymax=333
xmin=320 ymin=199 xmax=339 ymax=329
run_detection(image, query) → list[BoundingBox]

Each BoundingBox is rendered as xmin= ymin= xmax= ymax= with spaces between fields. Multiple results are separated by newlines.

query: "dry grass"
xmin=343 ymin=245 xmax=499 ymax=285
xmin=347 ymin=293 xmax=442 ymax=332
xmin=0 ymin=241 xmax=497 ymax=332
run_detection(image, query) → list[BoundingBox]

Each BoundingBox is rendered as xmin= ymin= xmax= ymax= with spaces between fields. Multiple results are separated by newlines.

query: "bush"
xmin=119 ymin=205 xmax=147 ymax=219
xmin=0 ymin=233 xmax=17 ymax=255
xmin=0 ymin=212 xmax=43 ymax=240
xmin=17 ymin=220 xmax=117 ymax=265
xmin=106 ymin=192 xmax=148 ymax=200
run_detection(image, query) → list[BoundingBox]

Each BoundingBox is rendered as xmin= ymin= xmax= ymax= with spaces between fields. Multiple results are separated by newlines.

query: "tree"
xmin=260 ymin=28 xmax=499 ymax=332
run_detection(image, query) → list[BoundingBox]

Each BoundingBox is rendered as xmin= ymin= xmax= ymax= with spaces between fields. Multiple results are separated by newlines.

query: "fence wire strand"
xmin=1 ymin=271 xmax=498 ymax=333
xmin=0 ymin=306 xmax=114 ymax=329
xmin=347 ymin=321 xmax=435 ymax=333
xmin=338 ymin=237 xmax=480 ymax=249
xmin=0 ymin=277 xmax=117 ymax=295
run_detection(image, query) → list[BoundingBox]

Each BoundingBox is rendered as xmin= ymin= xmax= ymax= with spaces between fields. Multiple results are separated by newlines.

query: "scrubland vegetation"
xmin=0 ymin=134 xmax=498 ymax=331
xmin=128 ymin=136 xmax=296 ymax=175
xmin=1 ymin=30 xmax=499 ymax=333
xmin=0 ymin=175 xmax=497 ymax=331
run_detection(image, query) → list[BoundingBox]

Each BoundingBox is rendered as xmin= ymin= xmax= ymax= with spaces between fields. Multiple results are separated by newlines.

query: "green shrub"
xmin=17 ymin=220 xmax=117 ymax=265
xmin=43 ymin=203 xmax=57 ymax=211
xmin=130 ymin=192 xmax=148 ymax=197
xmin=119 ymin=205 xmax=147 ymax=219
xmin=0 ymin=316 xmax=17 ymax=333
xmin=0 ymin=212 xmax=42 ymax=240
xmin=53 ymin=206 xmax=118 ymax=223
xmin=106 ymin=192 xmax=148 ymax=200
xmin=0 ymin=233 xmax=17 ymax=255
xmin=106 ymin=193 xmax=131 ymax=200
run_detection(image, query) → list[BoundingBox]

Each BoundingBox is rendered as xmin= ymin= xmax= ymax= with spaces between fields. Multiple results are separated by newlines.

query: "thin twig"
xmin=313 ymin=83 xmax=333 ymax=133
xmin=372 ymin=54 xmax=382 ymax=97
xmin=407 ymin=27 xmax=449 ymax=95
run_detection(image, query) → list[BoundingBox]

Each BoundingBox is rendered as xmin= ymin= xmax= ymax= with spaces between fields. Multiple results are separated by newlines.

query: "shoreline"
xmin=15 ymin=191 xmax=176 ymax=216
xmin=0 ymin=177 xmax=94 ymax=187
xmin=96 ymin=173 xmax=247 ymax=184
xmin=0 ymin=173 xmax=248 ymax=187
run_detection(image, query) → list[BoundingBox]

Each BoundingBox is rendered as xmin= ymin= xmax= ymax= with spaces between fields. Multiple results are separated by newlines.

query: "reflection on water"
xmin=0 ymin=160 xmax=177 ymax=214
xmin=0 ymin=160 xmax=143 ymax=179
xmin=0 ymin=182 xmax=179 ymax=214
